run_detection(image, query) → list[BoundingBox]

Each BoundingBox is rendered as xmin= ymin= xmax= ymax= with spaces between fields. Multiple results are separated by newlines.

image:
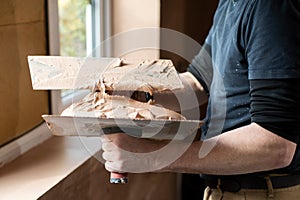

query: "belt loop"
xmin=264 ymin=176 xmax=274 ymax=199
xmin=217 ymin=178 xmax=222 ymax=193
xmin=216 ymin=179 xmax=223 ymax=200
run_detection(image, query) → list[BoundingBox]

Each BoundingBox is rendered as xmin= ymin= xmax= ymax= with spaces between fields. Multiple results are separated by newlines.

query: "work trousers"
xmin=203 ymin=184 xmax=300 ymax=200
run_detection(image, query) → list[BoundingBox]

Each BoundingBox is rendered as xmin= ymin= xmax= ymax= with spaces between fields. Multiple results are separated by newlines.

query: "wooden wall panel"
xmin=0 ymin=0 xmax=49 ymax=146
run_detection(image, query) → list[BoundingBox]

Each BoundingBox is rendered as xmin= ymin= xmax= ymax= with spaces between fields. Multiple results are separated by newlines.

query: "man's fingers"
xmin=105 ymin=161 xmax=125 ymax=173
xmin=102 ymin=151 xmax=120 ymax=162
xmin=101 ymin=141 xmax=117 ymax=151
xmin=99 ymin=134 xmax=112 ymax=143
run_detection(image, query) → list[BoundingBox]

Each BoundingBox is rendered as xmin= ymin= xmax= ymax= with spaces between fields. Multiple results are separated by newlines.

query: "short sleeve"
xmin=188 ymin=42 xmax=213 ymax=94
xmin=245 ymin=0 xmax=300 ymax=80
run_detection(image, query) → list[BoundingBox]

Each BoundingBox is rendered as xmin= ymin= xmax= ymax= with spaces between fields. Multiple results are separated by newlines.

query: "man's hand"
xmin=100 ymin=133 xmax=169 ymax=173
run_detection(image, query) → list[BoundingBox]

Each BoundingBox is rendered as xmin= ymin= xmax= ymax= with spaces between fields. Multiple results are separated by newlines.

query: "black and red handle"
xmin=110 ymin=172 xmax=128 ymax=184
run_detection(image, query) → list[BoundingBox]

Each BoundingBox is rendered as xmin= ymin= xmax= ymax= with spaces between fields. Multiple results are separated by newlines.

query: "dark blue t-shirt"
xmin=188 ymin=0 xmax=300 ymax=173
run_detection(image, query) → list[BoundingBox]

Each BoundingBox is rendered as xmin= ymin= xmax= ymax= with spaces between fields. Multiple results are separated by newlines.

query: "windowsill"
xmin=0 ymin=131 xmax=102 ymax=199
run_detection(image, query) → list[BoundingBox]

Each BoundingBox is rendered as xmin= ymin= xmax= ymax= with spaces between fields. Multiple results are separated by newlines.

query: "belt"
xmin=203 ymin=174 xmax=300 ymax=192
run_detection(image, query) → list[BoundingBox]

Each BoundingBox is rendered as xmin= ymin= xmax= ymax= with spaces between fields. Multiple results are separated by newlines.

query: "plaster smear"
xmin=61 ymin=92 xmax=185 ymax=120
xmin=99 ymin=59 xmax=183 ymax=95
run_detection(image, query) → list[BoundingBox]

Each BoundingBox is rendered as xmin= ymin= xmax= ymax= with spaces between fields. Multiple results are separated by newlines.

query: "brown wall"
xmin=0 ymin=0 xmax=49 ymax=146
xmin=160 ymin=0 xmax=218 ymax=72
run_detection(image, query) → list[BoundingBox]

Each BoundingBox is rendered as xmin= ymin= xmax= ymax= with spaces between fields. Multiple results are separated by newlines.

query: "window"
xmin=58 ymin=0 xmax=90 ymax=57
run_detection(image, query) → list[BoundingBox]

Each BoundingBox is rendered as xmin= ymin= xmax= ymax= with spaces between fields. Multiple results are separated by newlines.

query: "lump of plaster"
xmin=99 ymin=59 xmax=184 ymax=95
xmin=61 ymin=92 xmax=185 ymax=120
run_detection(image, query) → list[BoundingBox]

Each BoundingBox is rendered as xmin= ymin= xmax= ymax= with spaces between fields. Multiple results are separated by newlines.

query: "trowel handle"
xmin=102 ymin=128 xmax=130 ymax=184
xmin=110 ymin=172 xmax=128 ymax=184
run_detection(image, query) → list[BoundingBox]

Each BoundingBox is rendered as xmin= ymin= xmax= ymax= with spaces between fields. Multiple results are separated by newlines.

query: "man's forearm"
xmin=164 ymin=123 xmax=296 ymax=175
